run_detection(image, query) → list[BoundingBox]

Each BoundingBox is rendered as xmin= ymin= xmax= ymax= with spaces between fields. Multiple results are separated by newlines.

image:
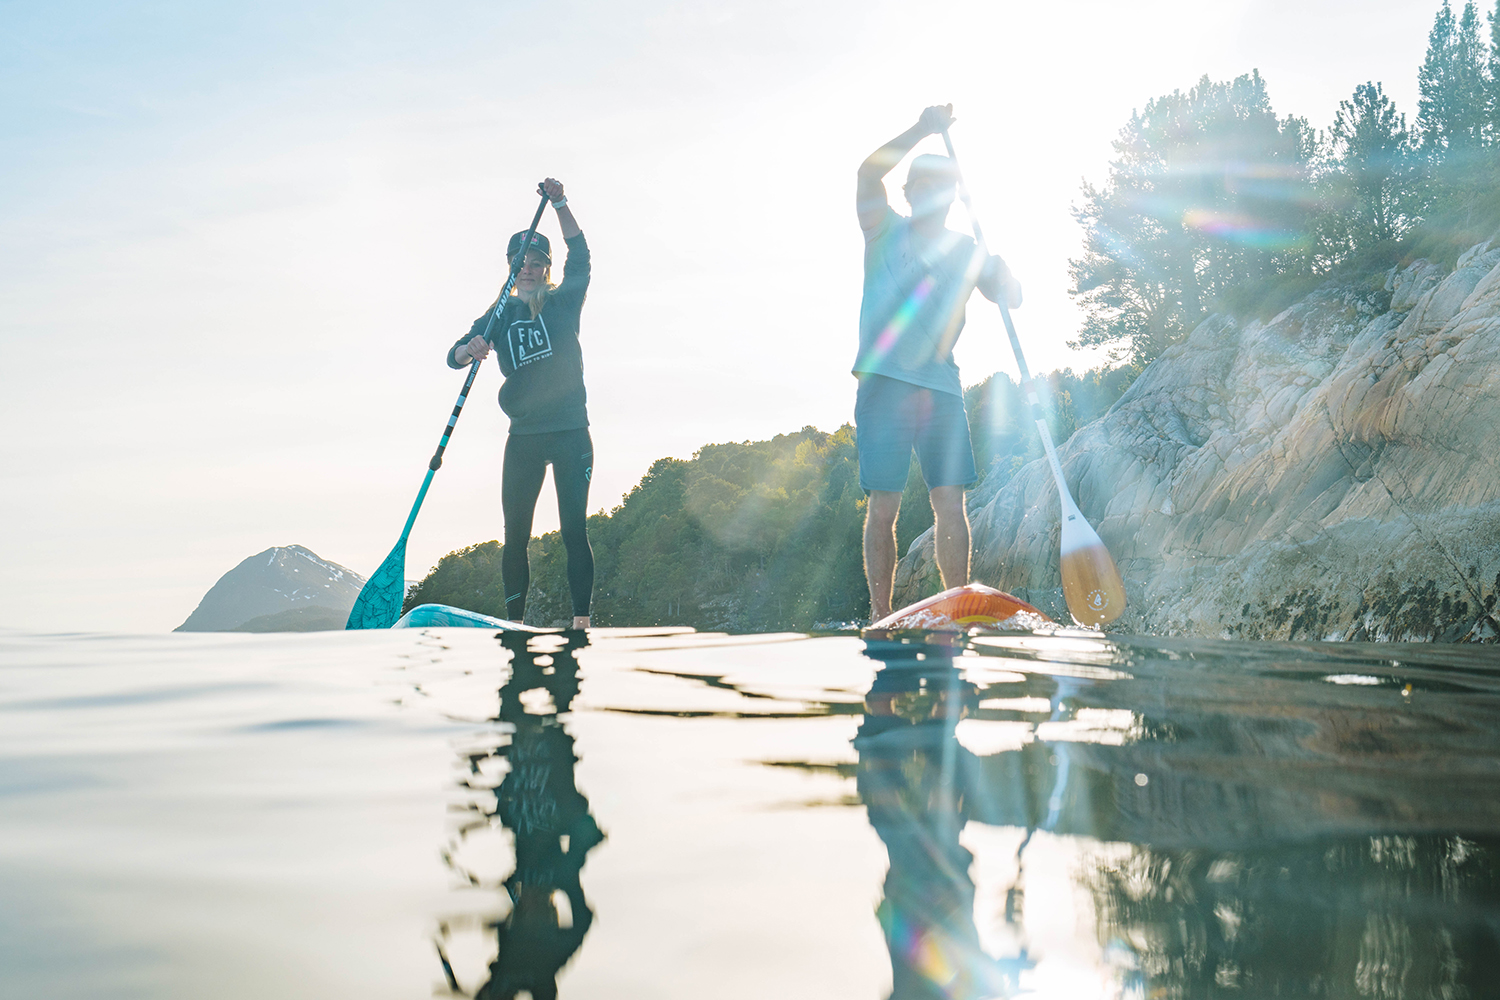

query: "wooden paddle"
xmin=345 ymin=188 xmax=552 ymax=629
xmin=939 ymin=130 xmax=1127 ymax=627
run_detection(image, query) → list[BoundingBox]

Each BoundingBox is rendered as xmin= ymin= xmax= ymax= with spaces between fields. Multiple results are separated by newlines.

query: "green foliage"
xmin=1417 ymin=0 xmax=1490 ymax=154
xmin=1219 ymin=272 xmax=1330 ymax=323
xmin=1491 ymin=1 xmax=1500 ymax=128
xmin=408 ymin=427 xmax=870 ymax=631
xmin=964 ymin=372 xmax=1032 ymax=478
xmin=966 ymin=366 xmax=1138 ymax=481
xmin=1327 ymin=82 xmax=1415 ymax=252
xmin=895 ymin=457 xmax=935 ymax=560
xmin=1073 ymin=3 xmax=1500 ymax=364
xmin=405 ymin=540 xmax=508 ymax=618
xmin=406 ymin=364 xmax=1138 ymax=631
xmin=1068 ymin=71 xmax=1316 ymax=367
xmin=1405 ymin=0 xmax=1500 ymax=267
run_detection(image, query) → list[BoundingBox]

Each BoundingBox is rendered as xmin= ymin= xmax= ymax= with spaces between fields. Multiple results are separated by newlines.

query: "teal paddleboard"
xmin=392 ymin=603 xmax=544 ymax=631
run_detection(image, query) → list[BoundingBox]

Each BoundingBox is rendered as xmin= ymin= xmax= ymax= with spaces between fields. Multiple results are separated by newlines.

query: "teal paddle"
xmin=346 ymin=188 xmax=551 ymax=629
xmin=939 ymin=129 xmax=1126 ymax=627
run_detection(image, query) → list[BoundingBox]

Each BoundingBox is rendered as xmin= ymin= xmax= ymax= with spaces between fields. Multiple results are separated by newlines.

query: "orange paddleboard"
xmin=869 ymin=583 xmax=1050 ymax=632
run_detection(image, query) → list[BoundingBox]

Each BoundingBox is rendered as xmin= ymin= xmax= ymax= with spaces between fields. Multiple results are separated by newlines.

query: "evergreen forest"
xmin=407 ymin=1 xmax=1500 ymax=630
xmin=1071 ymin=0 xmax=1500 ymax=366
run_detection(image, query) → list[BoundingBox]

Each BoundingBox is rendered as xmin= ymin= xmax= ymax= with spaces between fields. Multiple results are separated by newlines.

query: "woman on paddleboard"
xmin=448 ymin=178 xmax=594 ymax=629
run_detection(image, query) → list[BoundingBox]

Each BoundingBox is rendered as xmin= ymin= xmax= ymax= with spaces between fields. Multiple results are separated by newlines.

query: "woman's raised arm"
xmin=541 ymin=178 xmax=579 ymax=238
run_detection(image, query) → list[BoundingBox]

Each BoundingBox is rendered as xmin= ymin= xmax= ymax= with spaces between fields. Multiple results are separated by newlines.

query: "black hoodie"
xmin=448 ymin=232 xmax=591 ymax=435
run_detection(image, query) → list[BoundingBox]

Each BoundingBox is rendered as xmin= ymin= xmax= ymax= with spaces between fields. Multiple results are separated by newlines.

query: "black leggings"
xmin=502 ymin=428 xmax=594 ymax=622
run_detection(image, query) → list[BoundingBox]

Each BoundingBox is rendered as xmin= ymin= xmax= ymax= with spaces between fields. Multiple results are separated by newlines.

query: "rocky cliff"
xmin=176 ymin=544 xmax=364 ymax=632
xmin=896 ymin=240 xmax=1500 ymax=642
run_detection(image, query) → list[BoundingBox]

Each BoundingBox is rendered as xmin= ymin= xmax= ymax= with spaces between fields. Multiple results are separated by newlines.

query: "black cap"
xmin=507 ymin=230 xmax=551 ymax=263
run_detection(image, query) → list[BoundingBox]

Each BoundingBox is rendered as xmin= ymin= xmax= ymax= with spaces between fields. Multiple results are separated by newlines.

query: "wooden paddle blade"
xmin=345 ymin=539 xmax=408 ymax=630
xmin=1059 ymin=524 xmax=1126 ymax=627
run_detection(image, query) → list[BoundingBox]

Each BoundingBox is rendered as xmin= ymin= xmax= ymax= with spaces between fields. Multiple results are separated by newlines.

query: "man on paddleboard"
xmin=854 ymin=105 xmax=1021 ymax=623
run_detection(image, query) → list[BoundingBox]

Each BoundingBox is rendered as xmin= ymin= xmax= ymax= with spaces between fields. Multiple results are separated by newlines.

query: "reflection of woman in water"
xmin=475 ymin=632 xmax=605 ymax=1000
xmin=856 ymin=643 xmax=1030 ymax=999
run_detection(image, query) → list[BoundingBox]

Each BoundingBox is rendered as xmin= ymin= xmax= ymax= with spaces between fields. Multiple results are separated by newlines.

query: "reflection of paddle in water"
xmin=856 ymin=641 xmax=1034 ymax=999
xmin=441 ymin=631 xmax=604 ymax=1000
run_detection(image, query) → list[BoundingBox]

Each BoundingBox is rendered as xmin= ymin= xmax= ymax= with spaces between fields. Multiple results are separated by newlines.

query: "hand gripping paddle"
xmin=940 ymin=129 xmax=1127 ymax=627
xmin=345 ymin=188 xmax=552 ymax=629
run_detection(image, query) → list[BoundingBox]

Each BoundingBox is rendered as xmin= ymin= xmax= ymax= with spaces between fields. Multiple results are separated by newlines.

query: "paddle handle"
xmin=427 ymin=189 xmax=551 ymax=472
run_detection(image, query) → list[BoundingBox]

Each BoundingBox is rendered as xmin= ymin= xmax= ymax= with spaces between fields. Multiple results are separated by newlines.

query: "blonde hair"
xmin=508 ymin=260 xmax=555 ymax=319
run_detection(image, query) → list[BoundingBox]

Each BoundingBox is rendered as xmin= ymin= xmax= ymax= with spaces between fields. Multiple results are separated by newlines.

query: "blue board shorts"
xmin=854 ymin=373 xmax=977 ymax=493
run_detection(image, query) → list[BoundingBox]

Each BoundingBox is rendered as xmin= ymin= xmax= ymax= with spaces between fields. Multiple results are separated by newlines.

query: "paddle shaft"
xmin=426 ymin=189 xmax=551 ymax=474
xmin=940 ymin=129 xmax=1126 ymax=625
xmin=937 ymin=130 xmax=1075 ymax=504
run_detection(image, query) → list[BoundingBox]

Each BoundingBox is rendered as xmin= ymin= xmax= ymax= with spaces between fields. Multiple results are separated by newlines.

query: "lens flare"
xmin=1107 ymin=158 xmax=1313 ymax=251
xmin=881 ymin=905 xmax=964 ymax=992
xmin=857 ymin=274 xmax=937 ymax=372
xmin=1181 ymin=208 xmax=1301 ymax=248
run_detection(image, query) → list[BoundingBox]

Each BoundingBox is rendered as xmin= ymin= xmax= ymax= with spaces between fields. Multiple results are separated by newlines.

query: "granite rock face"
xmin=895 ymin=242 xmax=1500 ymax=641
xmin=176 ymin=545 xmax=365 ymax=631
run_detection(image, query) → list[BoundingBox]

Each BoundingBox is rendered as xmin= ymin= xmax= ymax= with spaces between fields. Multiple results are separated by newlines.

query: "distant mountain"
xmin=176 ymin=545 xmax=365 ymax=632
xmin=230 ymin=606 xmax=353 ymax=633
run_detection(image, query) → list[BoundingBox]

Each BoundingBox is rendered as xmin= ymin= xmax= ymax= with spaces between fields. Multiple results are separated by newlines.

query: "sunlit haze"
xmin=1 ymin=0 xmax=1435 ymax=630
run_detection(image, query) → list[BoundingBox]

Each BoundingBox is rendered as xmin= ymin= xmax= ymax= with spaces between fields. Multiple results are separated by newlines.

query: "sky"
xmin=1 ymin=0 xmax=1441 ymax=632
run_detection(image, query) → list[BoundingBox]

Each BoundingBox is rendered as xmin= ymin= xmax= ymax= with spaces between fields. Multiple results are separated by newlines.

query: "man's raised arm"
xmin=856 ymin=104 xmax=955 ymax=232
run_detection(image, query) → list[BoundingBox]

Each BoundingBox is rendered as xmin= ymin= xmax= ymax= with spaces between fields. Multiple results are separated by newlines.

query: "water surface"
xmin=2 ymin=626 xmax=1498 ymax=998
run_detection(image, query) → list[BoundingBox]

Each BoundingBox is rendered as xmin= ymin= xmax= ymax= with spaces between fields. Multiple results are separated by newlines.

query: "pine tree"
xmin=1329 ymin=82 xmax=1413 ymax=250
xmin=1418 ymin=1 xmax=1458 ymax=153
xmin=1417 ymin=0 xmax=1490 ymax=156
xmin=1453 ymin=0 xmax=1490 ymax=149
xmin=1069 ymin=72 xmax=1314 ymax=365
xmin=1489 ymin=0 xmax=1500 ymax=139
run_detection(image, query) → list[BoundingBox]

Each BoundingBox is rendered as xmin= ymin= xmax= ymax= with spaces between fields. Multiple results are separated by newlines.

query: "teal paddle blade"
xmin=348 ymin=468 xmax=437 ymax=630
xmin=345 ymin=538 xmax=408 ymax=629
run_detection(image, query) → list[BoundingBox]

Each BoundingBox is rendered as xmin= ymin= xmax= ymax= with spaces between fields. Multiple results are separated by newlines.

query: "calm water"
xmin=2 ymin=625 xmax=1499 ymax=999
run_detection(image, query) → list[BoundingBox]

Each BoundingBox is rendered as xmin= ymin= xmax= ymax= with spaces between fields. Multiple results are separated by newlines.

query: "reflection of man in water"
xmin=476 ymin=632 xmax=605 ymax=1000
xmin=856 ymin=643 xmax=1026 ymax=999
